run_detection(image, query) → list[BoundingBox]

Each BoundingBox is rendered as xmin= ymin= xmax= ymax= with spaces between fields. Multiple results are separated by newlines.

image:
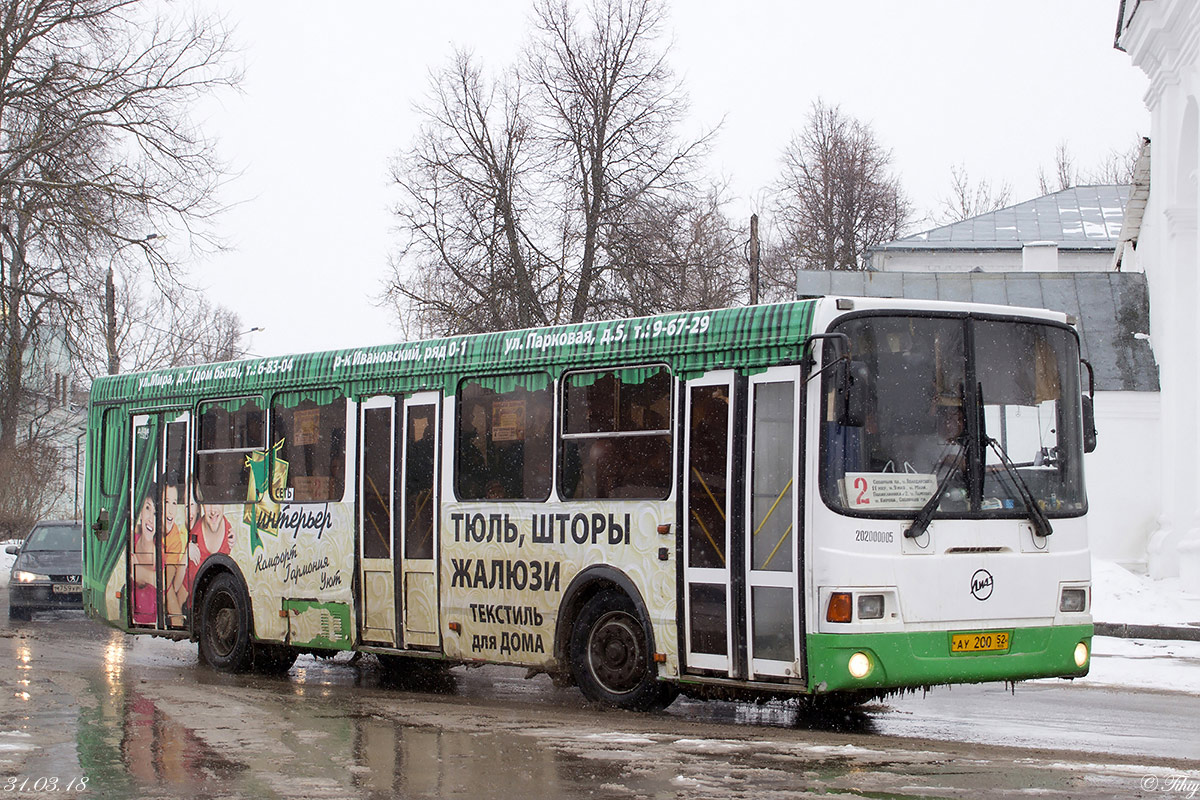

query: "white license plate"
xmin=52 ymin=584 xmax=82 ymax=595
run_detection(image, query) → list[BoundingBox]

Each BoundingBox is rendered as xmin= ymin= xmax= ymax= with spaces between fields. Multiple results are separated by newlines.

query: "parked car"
xmin=7 ymin=520 xmax=84 ymax=621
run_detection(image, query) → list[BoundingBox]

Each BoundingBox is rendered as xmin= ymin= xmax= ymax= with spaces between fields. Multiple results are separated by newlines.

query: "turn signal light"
xmin=826 ymin=592 xmax=853 ymax=623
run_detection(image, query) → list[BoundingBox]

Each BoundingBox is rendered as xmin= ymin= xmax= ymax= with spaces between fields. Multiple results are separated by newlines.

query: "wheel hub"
xmin=588 ymin=611 xmax=643 ymax=694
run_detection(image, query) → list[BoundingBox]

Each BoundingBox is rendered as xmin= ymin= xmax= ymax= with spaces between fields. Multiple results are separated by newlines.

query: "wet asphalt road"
xmin=1 ymin=603 xmax=1198 ymax=799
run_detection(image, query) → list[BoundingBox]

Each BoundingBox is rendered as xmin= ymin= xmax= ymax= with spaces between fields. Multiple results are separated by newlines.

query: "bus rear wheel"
xmin=199 ymin=573 xmax=254 ymax=672
xmin=569 ymin=590 xmax=676 ymax=711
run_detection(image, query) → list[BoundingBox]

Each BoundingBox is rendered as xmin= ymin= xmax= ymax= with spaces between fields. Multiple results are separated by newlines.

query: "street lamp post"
xmin=105 ymin=233 xmax=160 ymax=375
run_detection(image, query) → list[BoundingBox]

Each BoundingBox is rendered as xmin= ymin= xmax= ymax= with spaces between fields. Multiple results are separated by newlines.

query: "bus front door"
xmin=129 ymin=411 xmax=191 ymax=631
xmin=683 ymin=373 xmax=737 ymax=674
xmin=359 ymin=396 xmax=397 ymax=646
xmin=744 ymin=367 xmax=804 ymax=681
xmin=398 ymin=394 xmax=440 ymax=649
xmin=683 ymin=367 xmax=805 ymax=682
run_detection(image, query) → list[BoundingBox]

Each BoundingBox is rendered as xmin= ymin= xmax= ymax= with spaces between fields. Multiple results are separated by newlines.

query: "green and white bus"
xmin=82 ymin=296 xmax=1095 ymax=709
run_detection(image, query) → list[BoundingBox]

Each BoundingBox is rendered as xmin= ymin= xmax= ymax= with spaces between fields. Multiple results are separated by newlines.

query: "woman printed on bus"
xmin=131 ymin=483 xmax=158 ymax=625
xmin=185 ymin=492 xmax=233 ymax=604
xmin=161 ymin=484 xmax=188 ymax=621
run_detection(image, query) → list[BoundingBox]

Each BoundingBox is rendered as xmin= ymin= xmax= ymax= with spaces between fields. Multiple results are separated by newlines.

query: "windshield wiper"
xmin=904 ymin=436 xmax=968 ymax=539
xmin=984 ymin=436 xmax=1053 ymax=538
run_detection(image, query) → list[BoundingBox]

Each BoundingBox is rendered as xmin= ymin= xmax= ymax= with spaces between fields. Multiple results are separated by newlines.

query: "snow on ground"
xmin=1081 ymin=635 xmax=1200 ymax=695
xmin=1091 ymin=559 xmax=1200 ymax=627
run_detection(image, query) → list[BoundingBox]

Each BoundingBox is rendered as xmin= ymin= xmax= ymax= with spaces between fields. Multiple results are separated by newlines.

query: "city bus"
xmin=82 ymin=296 xmax=1095 ymax=709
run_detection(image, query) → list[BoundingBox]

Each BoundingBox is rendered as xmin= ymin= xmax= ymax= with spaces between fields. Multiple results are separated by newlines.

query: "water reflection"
xmin=668 ymin=694 xmax=881 ymax=735
xmin=79 ymin=659 xmax=240 ymax=798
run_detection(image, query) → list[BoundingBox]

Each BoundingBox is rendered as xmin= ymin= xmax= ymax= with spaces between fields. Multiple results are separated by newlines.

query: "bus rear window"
xmin=196 ymin=397 xmax=264 ymax=504
xmin=456 ymin=374 xmax=552 ymax=501
xmin=560 ymin=365 xmax=672 ymax=500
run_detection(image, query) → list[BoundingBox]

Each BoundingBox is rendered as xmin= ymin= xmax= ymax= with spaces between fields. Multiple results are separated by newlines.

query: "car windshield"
xmin=23 ymin=524 xmax=83 ymax=552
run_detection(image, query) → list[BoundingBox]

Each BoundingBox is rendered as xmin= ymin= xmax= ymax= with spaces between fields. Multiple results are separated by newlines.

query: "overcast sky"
xmin=186 ymin=0 xmax=1149 ymax=359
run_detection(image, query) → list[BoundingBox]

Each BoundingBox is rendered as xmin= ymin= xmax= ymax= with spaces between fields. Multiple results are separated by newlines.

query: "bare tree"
xmin=0 ymin=1 xmax=239 ymax=525
xmin=386 ymin=51 xmax=560 ymax=336
xmin=1037 ymin=141 xmax=1077 ymax=194
xmin=388 ymin=0 xmax=714 ymax=334
xmin=0 ymin=439 xmax=63 ymax=537
xmin=936 ymin=163 xmax=1012 ymax=224
xmin=0 ymin=1 xmax=238 ymax=439
xmin=70 ymin=280 xmax=246 ymax=380
xmin=1082 ymin=138 xmax=1143 ymax=185
xmin=599 ymin=184 xmax=747 ymax=317
xmin=772 ymin=100 xmax=911 ymax=272
xmin=1037 ymin=138 xmax=1142 ymax=195
xmin=527 ymin=0 xmax=710 ymax=323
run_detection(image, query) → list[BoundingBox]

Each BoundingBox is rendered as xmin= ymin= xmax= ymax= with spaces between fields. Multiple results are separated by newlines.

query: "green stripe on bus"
xmin=806 ymin=624 xmax=1093 ymax=693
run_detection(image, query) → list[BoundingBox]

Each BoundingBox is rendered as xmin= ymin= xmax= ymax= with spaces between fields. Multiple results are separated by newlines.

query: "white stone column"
xmin=1123 ymin=0 xmax=1200 ymax=580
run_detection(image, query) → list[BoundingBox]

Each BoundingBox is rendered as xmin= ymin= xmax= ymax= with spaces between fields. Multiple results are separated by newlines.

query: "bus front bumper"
xmin=806 ymin=624 xmax=1093 ymax=694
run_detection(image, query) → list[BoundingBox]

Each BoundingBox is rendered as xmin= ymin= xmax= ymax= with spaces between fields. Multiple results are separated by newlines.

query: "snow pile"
xmin=1091 ymin=559 xmax=1200 ymax=627
xmin=0 ymin=542 xmax=18 ymax=589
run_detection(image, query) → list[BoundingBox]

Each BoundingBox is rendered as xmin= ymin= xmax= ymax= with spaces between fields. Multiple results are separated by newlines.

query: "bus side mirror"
xmin=93 ymin=508 xmax=110 ymax=542
xmin=835 ymin=360 xmax=870 ymax=428
xmin=1082 ymin=395 xmax=1097 ymax=453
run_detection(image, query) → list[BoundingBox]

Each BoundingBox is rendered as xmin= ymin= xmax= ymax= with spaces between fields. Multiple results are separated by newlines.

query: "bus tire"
xmin=569 ymin=589 xmax=676 ymax=711
xmin=198 ymin=572 xmax=254 ymax=672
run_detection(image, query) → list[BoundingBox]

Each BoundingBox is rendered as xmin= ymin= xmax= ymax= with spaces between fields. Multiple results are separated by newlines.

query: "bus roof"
xmin=90 ymin=300 xmax=821 ymax=404
xmin=88 ymin=296 xmax=1072 ymax=406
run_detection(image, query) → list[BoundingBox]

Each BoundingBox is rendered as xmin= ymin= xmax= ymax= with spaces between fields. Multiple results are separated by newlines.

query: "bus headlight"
xmin=1060 ymin=588 xmax=1087 ymax=613
xmin=1074 ymin=642 xmax=1089 ymax=668
xmin=848 ymin=651 xmax=872 ymax=679
xmin=857 ymin=594 xmax=885 ymax=620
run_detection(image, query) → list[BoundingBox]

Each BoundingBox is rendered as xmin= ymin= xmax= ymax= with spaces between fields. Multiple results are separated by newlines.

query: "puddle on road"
xmin=0 ymin=613 xmax=1173 ymax=799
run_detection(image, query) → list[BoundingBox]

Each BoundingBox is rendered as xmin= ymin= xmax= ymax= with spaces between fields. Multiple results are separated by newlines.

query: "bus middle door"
xmin=398 ymin=393 xmax=440 ymax=649
xmin=359 ymin=396 xmax=397 ymax=646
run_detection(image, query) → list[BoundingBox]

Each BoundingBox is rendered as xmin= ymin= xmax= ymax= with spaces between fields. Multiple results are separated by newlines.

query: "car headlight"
xmin=13 ymin=570 xmax=50 ymax=583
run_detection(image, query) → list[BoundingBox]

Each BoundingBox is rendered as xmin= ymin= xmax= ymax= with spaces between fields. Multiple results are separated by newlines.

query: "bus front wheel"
xmin=569 ymin=590 xmax=675 ymax=711
xmin=199 ymin=573 xmax=254 ymax=672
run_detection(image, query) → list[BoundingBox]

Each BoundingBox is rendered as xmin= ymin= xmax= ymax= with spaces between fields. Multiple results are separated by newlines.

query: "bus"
xmin=82 ymin=296 xmax=1095 ymax=709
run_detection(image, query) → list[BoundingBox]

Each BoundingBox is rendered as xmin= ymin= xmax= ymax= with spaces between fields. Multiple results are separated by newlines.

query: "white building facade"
xmin=1119 ymin=0 xmax=1200 ymax=582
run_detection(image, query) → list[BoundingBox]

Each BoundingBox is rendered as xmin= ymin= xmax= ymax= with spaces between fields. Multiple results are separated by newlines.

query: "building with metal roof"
xmin=868 ymin=185 xmax=1132 ymax=273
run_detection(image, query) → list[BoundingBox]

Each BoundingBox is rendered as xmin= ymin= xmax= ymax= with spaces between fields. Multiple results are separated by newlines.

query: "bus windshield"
xmin=821 ymin=314 xmax=1086 ymax=519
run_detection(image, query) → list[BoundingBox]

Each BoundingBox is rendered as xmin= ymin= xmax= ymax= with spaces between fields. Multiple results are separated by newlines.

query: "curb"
xmin=1094 ymin=622 xmax=1200 ymax=641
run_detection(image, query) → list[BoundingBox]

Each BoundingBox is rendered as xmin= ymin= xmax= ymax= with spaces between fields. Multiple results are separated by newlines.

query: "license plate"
xmin=52 ymin=584 xmax=82 ymax=595
xmin=950 ymin=630 xmax=1011 ymax=653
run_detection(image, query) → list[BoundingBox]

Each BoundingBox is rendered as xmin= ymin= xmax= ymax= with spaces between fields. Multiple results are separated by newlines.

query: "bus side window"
xmin=559 ymin=365 xmax=672 ymax=500
xmin=456 ymin=374 xmax=552 ymax=501
xmin=196 ymin=397 xmax=264 ymax=503
xmin=270 ymin=390 xmax=347 ymax=502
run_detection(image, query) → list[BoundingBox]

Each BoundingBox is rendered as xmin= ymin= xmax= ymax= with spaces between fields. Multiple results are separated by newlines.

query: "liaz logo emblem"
xmin=970 ymin=569 xmax=994 ymax=601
